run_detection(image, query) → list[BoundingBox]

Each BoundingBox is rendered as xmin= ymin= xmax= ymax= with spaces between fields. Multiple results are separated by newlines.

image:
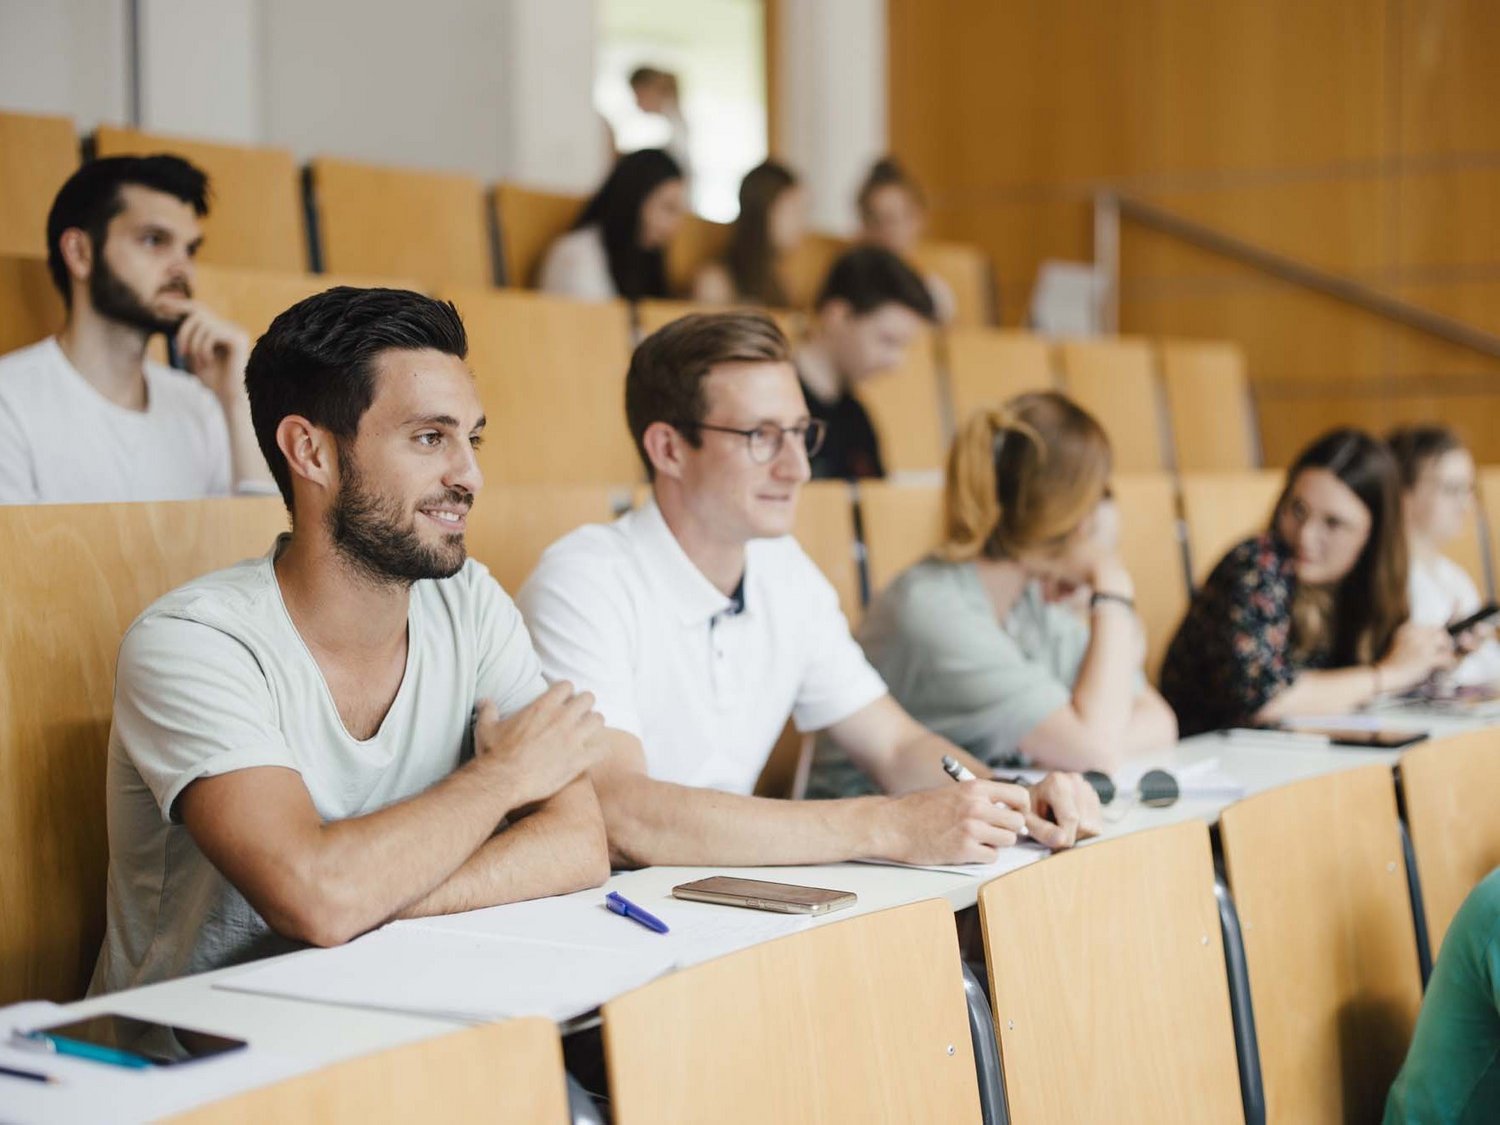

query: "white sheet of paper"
xmin=858 ymin=840 xmax=1050 ymax=878
xmin=390 ymin=887 xmax=813 ymax=969
xmin=215 ymin=927 xmax=682 ymax=1024
xmin=0 ymin=1000 xmax=306 ymax=1125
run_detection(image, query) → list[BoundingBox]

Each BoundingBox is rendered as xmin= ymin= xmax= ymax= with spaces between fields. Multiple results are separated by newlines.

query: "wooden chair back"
xmin=979 ymin=821 xmax=1244 ymax=1124
xmin=441 ymin=287 xmax=637 ymax=485
xmin=0 ymin=497 xmax=287 ymax=1004
xmin=780 ymin=232 xmax=847 ymax=310
xmin=858 ymin=325 xmax=947 ymax=474
xmin=0 ymin=254 xmax=64 ymax=354
xmin=603 ymin=899 xmax=981 ymax=1124
xmin=1112 ymin=472 xmax=1190 ymax=682
xmin=910 ymin=239 xmax=995 ymax=326
xmin=1059 ymin=338 xmax=1170 ymax=472
xmin=1158 ymin=339 xmax=1258 ymax=473
xmin=94 ymin=126 xmax=306 ymax=273
xmin=1401 ymin=728 xmax=1500 ymax=952
xmin=666 ymin=214 xmax=733 ymax=296
xmin=944 ymin=328 xmax=1056 ymax=431
xmin=859 ymin=481 xmax=944 ymax=597
xmin=634 ymin=298 xmax=801 ymax=348
xmin=1179 ymin=470 xmax=1285 ymax=585
xmin=310 ymin=158 xmax=491 ymax=289
xmin=166 ymin=1018 xmax=569 ymax=1123
xmin=492 ymin=183 xmax=584 ymax=289
xmin=465 ymin=483 xmax=623 ymax=596
xmin=1219 ymin=764 xmax=1423 ymax=1124
xmin=0 ymin=111 xmax=78 ymax=257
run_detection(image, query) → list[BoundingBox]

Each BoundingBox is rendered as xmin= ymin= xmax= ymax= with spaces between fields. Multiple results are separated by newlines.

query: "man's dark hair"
xmin=46 ymin=154 xmax=210 ymax=309
xmin=629 ymin=66 xmax=666 ymax=89
xmin=815 ymin=245 xmax=936 ymax=320
xmin=625 ymin=311 xmax=790 ymax=479
xmin=1386 ymin=424 xmax=1465 ymax=489
xmin=245 ymin=287 xmax=469 ymax=513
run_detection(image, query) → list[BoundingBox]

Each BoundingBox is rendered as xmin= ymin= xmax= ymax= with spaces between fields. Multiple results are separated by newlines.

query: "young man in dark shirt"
xmin=796 ymin=246 xmax=936 ymax=480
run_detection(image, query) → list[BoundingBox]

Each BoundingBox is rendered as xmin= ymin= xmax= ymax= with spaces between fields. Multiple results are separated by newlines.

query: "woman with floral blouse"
xmin=1161 ymin=428 xmax=1455 ymax=736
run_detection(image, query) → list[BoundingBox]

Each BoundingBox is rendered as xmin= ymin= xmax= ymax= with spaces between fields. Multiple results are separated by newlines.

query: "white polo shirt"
xmin=518 ymin=500 xmax=888 ymax=795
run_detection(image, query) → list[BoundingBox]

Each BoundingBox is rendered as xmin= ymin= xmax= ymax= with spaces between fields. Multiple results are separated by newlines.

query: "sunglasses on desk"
xmin=1082 ymin=768 xmax=1180 ymax=809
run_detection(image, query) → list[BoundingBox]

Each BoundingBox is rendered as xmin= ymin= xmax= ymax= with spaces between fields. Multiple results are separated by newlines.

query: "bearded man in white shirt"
xmin=0 ymin=154 xmax=272 ymax=503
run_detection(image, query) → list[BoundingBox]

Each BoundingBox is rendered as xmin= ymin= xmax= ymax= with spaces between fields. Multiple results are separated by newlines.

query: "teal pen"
xmin=14 ymin=1030 xmax=153 ymax=1070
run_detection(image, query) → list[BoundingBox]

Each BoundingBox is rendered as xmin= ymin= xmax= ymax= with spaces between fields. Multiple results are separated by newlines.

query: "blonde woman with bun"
xmin=807 ymin=393 xmax=1177 ymax=797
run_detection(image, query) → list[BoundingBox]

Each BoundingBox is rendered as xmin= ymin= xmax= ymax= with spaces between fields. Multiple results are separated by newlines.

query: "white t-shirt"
xmin=518 ymin=500 xmax=888 ymax=795
xmin=91 ymin=542 xmax=547 ymax=994
xmin=1408 ymin=553 xmax=1500 ymax=686
xmin=0 ymin=337 xmax=232 ymax=504
xmin=537 ymin=226 xmax=617 ymax=301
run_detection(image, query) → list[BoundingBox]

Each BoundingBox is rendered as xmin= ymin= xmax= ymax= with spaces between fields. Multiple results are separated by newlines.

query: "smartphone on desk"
xmin=672 ymin=876 xmax=856 ymax=915
xmin=1448 ymin=602 xmax=1500 ymax=638
xmin=14 ymin=1013 xmax=247 ymax=1068
xmin=1287 ymin=727 xmax=1427 ymax=749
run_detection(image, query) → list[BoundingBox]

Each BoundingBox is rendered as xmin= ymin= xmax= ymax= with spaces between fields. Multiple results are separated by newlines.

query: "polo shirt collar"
xmin=631 ymin=499 xmax=748 ymax=626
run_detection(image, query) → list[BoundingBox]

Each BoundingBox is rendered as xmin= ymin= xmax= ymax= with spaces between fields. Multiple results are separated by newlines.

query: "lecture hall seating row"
xmin=0 ymin=109 xmax=994 ymax=323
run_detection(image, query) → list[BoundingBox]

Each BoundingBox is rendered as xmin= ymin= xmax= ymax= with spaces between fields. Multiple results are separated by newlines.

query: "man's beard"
xmin=89 ymin=251 xmax=188 ymax=336
xmin=327 ymin=449 xmax=470 ymax=586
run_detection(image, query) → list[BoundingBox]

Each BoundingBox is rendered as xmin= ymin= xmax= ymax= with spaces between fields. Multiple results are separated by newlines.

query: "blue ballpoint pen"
xmin=606 ymin=891 xmax=670 ymax=934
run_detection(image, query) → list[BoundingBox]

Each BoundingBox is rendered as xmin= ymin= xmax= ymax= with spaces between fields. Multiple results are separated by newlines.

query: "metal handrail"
xmin=1102 ymin=193 xmax=1500 ymax=361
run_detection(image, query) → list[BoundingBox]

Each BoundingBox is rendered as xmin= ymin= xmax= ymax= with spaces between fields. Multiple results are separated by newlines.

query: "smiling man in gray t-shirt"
xmin=92 ymin=287 xmax=609 ymax=995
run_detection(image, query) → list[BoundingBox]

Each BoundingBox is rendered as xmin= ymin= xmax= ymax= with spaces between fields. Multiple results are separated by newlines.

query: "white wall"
xmin=777 ymin=0 xmax=886 ymax=234
xmin=0 ymin=0 xmax=128 ymax=130
xmin=139 ymin=0 xmax=261 ymax=142
xmin=0 ymin=0 xmax=883 ymax=211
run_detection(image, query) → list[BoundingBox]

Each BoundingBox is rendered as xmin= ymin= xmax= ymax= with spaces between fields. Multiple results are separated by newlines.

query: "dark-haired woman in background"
xmin=1161 ymin=429 xmax=1454 ymax=736
xmin=539 ymin=149 xmax=685 ymax=301
xmin=693 ymin=160 xmax=807 ymax=307
xmin=857 ymin=157 xmax=955 ymax=323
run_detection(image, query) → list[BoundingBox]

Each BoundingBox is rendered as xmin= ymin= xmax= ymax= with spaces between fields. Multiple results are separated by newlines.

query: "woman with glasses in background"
xmin=1161 ymin=429 xmax=1455 ymax=736
xmin=807 ymin=392 xmax=1177 ymax=798
xmin=1388 ymin=424 xmax=1500 ymax=686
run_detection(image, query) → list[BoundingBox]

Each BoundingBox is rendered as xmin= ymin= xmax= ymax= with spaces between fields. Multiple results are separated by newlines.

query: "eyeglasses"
xmin=1083 ymin=768 xmax=1180 ymax=810
xmin=684 ymin=419 xmax=828 ymax=464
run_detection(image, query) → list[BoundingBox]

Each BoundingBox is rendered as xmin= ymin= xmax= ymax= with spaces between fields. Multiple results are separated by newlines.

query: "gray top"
xmin=806 ymin=557 xmax=1091 ymax=797
xmin=91 ymin=541 xmax=546 ymax=995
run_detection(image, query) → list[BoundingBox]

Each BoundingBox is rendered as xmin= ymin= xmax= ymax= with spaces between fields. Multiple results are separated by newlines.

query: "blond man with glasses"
xmin=519 ymin=312 xmax=1099 ymax=870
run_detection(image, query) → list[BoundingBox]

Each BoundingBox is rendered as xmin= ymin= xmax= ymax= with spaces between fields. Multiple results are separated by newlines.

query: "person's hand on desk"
xmin=473 ymin=681 xmax=607 ymax=808
xmin=877 ymin=779 xmax=1031 ymax=865
xmin=1026 ymin=772 xmax=1102 ymax=849
xmin=1378 ymin=623 xmax=1457 ymax=693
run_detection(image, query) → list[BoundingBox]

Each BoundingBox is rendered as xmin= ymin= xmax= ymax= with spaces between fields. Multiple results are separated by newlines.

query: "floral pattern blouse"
xmin=1161 ymin=533 xmax=1334 ymax=736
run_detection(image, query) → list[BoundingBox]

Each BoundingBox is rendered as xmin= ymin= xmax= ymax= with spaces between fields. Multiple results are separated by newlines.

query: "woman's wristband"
xmin=1089 ymin=590 xmax=1135 ymax=613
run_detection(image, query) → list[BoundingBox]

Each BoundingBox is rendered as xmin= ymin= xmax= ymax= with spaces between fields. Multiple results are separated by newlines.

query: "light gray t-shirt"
xmin=807 ymin=557 xmax=1091 ymax=797
xmin=90 ymin=540 xmax=547 ymax=995
xmin=0 ymin=337 xmax=231 ymax=504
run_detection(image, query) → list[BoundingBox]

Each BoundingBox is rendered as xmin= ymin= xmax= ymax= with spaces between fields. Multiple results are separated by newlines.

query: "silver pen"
xmin=941 ymin=755 xmax=1029 ymax=839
